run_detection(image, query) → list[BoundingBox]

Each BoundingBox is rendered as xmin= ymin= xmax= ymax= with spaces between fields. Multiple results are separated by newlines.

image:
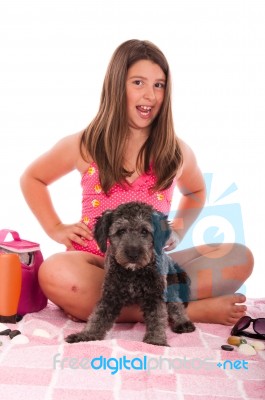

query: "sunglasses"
xmin=231 ymin=316 xmax=265 ymax=340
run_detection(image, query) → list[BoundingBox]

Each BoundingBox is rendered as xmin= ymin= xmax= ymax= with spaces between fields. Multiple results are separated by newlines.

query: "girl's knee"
xmin=233 ymin=243 xmax=254 ymax=279
xmin=244 ymin=245 xmax=254 ymax=277
xmin=38 ymin=253 xmax=65 ymax=294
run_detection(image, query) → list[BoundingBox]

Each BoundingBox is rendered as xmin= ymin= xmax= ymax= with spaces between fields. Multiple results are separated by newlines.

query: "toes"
xmin=223 ymin=318 xmax=236 ymax=326
xmin=231 ymin=304 xmax=247 ymax=314
xmin=231 ymin=304 xmax=247 ymax=316
xmin=234 ymin=313 xmax=245 ymax=321
xmin=233 ymin=293 xmax=246 ymax=304
xmin=225 ymin=310 xmax=247 ymax=326
xmin=225 ymin=316 xmax=242 ymax=326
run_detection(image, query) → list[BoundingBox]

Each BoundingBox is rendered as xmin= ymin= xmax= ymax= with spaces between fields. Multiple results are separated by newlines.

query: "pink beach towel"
xmin=0 ymin=298 xmax=264 ymax=400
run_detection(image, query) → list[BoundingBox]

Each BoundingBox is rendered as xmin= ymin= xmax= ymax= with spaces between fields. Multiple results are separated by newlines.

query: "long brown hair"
xmin=80 ymin=39 xmax=183 ymax=194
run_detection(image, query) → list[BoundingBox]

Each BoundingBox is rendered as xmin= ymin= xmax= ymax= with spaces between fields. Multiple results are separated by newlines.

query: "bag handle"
xmin=0 ymin=229 xmax=21 ymax=243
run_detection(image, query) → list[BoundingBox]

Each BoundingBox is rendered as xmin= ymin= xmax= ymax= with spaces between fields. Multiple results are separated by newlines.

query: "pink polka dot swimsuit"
xmin=72 ymin=161 xmax=176 ymax=256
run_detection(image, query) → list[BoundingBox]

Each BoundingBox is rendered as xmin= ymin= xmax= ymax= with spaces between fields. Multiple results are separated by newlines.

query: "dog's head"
xmin=94 ymin=201 xmax=171 ymax=269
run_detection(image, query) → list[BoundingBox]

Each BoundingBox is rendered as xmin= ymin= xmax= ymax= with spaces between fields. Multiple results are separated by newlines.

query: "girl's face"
xmin=126 ymin=60 xmax=166 ymax=134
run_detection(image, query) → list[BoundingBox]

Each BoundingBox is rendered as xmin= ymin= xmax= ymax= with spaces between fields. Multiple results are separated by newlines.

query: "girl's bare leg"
xmin=170 ymin=243 xmax=254 ymax=325
xmin=38 ymin=251 xmax=143 ymax=322
xmin=38 ymin=243 xmax=254 ymax=325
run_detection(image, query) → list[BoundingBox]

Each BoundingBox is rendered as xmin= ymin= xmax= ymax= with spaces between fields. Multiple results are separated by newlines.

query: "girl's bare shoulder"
xmin=52 ymin=131 xmax=93 ymax=173
xmin=71 ymin=131 xmax=93 ymax=173
xmin=176 ymin=137 xmax=205 ymax=193
xmin=177 ymin=137 xmax=199 ymax=174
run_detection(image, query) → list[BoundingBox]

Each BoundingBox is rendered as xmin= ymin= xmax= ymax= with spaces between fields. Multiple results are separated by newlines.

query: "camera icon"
xmin=171 ymin=173 xmax=245 ymax=251
xmin=177 ymin=202 xmax=245 ymax=252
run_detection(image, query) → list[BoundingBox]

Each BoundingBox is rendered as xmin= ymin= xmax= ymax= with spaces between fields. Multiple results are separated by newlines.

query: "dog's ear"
xmin=94 ymin=210 xmax=113 ymax=253
xmin=152 ymin=211 xmax=171 ymax=255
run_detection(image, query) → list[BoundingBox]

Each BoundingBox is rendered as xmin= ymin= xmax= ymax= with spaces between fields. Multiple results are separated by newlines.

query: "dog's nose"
xmin=125 ymin=247 xmax=139 ymax=262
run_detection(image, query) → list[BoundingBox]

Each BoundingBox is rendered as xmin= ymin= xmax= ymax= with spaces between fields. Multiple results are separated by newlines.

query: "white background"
xmin=0 ymin=0 xmax=264 ymax=298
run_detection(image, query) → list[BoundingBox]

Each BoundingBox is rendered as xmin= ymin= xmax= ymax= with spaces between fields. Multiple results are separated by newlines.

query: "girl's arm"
xmin=170 ymin=139 xmax=206 ymax=246
xmin=20 ymin=132 xmax=92 ymax=249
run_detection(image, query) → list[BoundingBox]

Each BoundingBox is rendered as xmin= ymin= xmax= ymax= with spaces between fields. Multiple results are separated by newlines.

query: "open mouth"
xmin=136 ymin=105 xmax=152 ymax=118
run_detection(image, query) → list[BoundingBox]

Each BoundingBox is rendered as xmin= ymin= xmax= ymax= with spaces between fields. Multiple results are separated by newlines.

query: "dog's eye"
xmin=116 ymin=228 xmax=126 ymax=236
xmin=141 ymin=228 xmax=149 ymax=236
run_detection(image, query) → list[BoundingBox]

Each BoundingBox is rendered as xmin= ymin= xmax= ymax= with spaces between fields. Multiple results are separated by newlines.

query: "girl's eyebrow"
xmin=128 ymin=75 xmax=166 ymax=82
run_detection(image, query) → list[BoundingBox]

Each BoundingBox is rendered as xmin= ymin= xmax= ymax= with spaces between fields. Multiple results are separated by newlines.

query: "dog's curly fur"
xmin=65 ymin=202 xmax=195 ymax=346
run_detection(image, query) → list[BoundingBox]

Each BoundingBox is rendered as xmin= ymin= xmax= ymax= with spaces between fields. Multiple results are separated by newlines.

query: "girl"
xmin=20 ymin=39 xmax=254 ymax=325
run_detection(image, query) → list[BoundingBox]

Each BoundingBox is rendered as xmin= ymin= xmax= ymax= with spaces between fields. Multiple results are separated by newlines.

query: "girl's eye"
xmin=133 ymin=80 xmax=143 ymax=86
xmin=155 ymin=82 xmax=165 ymax=89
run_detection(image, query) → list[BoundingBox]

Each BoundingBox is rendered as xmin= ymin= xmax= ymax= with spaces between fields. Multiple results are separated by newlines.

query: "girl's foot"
xmin=187 ymin=293 xmax=247 ymax=325
xmin=64 ymin=294 xmax=247 ymax=325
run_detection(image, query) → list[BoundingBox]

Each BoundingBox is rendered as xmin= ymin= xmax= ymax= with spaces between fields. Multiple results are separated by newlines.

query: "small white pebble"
xmin=33 ymin=328 xmax=51 ymax=338
xmin=251 ymin=341 xmax=265 ymax=351
xmin=238 ymin=343 xmax=257 ymax=356
xmin=0 ymin=323 xmax=9 ymax=331
xmin=11 ymin=334 xmax=29 ymax=345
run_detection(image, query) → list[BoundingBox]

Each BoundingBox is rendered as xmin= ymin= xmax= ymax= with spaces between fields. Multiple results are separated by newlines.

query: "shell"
xmin=238 ymin=343 xmax=257 ymax=356
xmin=33 ymin=328 xmax=51 ymax=338
xmin=11 ymin=334 xmax=29 ymax=345
xmin=251 ymin=341 xmax=265 ymax=351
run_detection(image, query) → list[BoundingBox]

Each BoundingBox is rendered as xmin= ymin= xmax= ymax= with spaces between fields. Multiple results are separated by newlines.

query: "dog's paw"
xmin=171 ymin=320 xmax=196 ymax=334
xmin=65 ymin=332 xmax=87 ymax=343
xmin=143 ymin=334 xmax=169 ymax=347
xmin=143 ymin=338 xmax=170 ymax=347
xmin=65 ymin=332 xmax=100 ymax=343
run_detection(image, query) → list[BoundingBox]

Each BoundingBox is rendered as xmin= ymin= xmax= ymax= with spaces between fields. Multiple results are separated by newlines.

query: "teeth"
xmin=138 ymin=106 xmax=151 ymax=110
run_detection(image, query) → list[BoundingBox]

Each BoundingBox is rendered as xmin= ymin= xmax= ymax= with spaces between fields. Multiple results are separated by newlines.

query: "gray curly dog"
xmin=65 ymin=201 xmax=195 ymax=346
